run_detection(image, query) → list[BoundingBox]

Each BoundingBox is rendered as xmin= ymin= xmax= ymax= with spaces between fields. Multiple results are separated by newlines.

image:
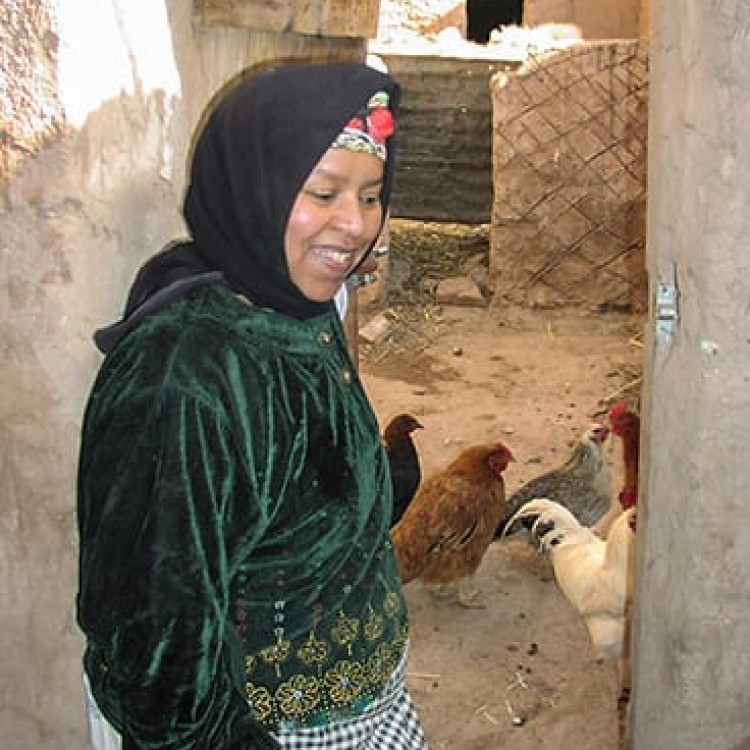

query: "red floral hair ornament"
xmin=331 ymin=91 xmax=395 ymax=161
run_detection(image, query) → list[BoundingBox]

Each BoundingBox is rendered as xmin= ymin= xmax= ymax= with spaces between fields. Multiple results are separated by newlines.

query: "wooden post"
xmin=639 ymin=0 xmax=650 ymax=38
xmin=343 ymin=279 xmax=359 ymax=366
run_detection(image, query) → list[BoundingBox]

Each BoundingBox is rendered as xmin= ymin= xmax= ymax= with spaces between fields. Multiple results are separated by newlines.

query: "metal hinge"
xmin=655 ymin=281 xmax=679 ymax=341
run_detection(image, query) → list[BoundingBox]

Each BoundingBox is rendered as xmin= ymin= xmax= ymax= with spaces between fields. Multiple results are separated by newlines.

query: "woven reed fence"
xmin=490 ymin=40 xmax=649 ymax=313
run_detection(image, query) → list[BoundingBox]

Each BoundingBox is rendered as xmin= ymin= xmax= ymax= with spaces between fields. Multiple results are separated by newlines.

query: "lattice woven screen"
xmin=490 ymin=40 xmax=649 ymax=312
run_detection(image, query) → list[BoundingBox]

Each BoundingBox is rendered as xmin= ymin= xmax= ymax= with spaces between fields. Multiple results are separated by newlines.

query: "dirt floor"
xmin=354 ymin=222 xmax=644 ymax=750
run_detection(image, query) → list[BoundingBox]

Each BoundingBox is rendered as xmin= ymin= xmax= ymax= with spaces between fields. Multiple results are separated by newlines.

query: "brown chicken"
xmin=382 ymin=413 xmax=424 ymax=528
xmin=390 ymin=441 xmax=514 ymax=608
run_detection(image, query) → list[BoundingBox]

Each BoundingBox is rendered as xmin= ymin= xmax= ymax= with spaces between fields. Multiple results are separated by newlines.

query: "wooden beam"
xmin=195 ymin=0 xmax=380 ymax=39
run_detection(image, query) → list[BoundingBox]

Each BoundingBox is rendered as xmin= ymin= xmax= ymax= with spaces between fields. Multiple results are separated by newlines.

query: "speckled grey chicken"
xmin=493 ymin=423 xmax=612 ymax=539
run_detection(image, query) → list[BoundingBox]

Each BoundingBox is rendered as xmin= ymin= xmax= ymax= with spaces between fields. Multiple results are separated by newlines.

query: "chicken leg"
xmin=424 ymin=577 xmax=487 ymax=608
xmin=456 ymin=575 xmax=486 ymax=609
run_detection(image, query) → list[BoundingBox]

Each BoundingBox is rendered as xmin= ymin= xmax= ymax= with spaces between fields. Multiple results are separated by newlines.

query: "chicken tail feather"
xmin=498 ymin=496 xmax=556 ymax=540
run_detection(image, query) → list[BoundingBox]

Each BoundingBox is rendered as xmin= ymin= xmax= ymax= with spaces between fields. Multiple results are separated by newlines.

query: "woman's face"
xmin=284 ymin=147 xmax=385 ymax=303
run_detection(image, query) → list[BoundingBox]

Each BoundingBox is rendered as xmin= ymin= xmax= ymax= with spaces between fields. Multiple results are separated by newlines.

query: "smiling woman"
xmin=284 ymin=91 xmax=394 ymax=302
xmin=75 ymin=62 xmax=428 ymax=750
xmin=285 ymin=147 xmax=385 ymax=301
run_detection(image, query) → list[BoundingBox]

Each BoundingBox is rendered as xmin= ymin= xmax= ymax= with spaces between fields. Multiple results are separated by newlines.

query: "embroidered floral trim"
xmin=330 ymin=611 xmax=360 ymax=655
xmin=246 ymin=636 xmax=407 ymax=728
xmin=296 ymin=631 xmax=329 ymax=671
xmin=325 ymin=660 xmax=365 ymax=705
xmin=363 ymin=606 xmax=386 ymax=641
xmin=261 ymin=637 xmax=292 ymax=678
xmin=276 ymin=674 xmax=320 ymax=718
xmin=242 ymin=588 xmax=408 ymax=729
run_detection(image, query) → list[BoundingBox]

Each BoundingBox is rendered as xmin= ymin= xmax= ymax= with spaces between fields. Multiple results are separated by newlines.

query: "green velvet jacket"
xmin=77 ymin=281 xmax=409 ymax=749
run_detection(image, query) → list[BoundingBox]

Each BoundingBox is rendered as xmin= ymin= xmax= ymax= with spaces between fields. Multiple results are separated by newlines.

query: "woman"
xmin=76 ymin=62 xmax=428 ymax=750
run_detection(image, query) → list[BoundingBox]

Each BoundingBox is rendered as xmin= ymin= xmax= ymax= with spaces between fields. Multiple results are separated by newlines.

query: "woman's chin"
xmin=298 ymin=280 xmax=344 ymax=304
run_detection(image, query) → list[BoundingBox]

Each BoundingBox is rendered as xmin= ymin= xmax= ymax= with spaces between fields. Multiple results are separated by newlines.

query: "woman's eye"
xmin=361 ymin=193 xmax=381 ymax=206
xmin=308 ymin=190 xmax=335 ymax=202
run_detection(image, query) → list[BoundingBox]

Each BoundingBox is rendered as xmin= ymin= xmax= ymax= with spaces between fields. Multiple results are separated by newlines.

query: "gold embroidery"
xmin=261 ymin=638 xmax=291 ymax=678
xmin=330 ymin=611 xmax=360 ymax=656
xmin=297 ymin=630 xmax=329 ymax=671
xmin=276 ymin=673 xmax=321 ymax=718
xmin=324 ymin=660 xmax=365 ymax=705
xmin=366 ymin=643 xmax=398 ymax=684
xmin=363 ymin=607 xmax=386 ymax=641
xmin=394 ymin=623 xmax=410 ymax=650
xmin=243 ymin=588 xmax=407 ymax=728
xmin=247 ymin=684 xmax=273 ymax=721
xmin=383 ymin=592 xmax=402 ymax=619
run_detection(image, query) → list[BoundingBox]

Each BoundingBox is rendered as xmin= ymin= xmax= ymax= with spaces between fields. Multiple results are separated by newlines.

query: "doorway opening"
xmin=465 ymin=0 xmax=524 ymax=43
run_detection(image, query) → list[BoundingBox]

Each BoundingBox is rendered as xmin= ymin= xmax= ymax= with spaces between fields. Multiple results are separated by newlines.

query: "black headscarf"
xmin=95 ymin=62 xmax=401 ymax=353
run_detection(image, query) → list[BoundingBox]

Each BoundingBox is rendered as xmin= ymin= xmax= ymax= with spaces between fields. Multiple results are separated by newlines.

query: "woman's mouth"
xmin=314 ymin=246 xmax=359 ymax=274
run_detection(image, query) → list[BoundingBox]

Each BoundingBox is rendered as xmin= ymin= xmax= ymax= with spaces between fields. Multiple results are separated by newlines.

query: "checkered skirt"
xmin=275 ymin=649 xmax=428 ymax=750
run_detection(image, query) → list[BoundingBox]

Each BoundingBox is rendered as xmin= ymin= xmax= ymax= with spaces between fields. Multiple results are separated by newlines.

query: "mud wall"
xmin=0 ymin=2 xmax=368 ymax=748
xmin=524 ymin=0 xmax=642 ymax=39
xmin=378 ymin=53 xmax=520 ymax=223
xmin=489 ymin=40 xmax=649 ymax=313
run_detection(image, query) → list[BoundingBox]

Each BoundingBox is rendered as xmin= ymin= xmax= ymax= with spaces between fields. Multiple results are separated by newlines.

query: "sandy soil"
xmin=358 ymin=288 xmax=643 ymax=750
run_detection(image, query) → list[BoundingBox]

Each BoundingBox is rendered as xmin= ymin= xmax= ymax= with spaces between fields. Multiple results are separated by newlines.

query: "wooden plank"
xmin=195 ymin=0 xmax=380 ymax=38
xmin=195 ymin=0 xmax=291 ymax=31
xmin=295 ymin=0 xmax=380 ymax=38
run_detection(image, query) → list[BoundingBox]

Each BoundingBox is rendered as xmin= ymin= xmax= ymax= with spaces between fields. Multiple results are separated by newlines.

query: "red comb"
xmin=608 ymin=401 xmax=630 ymax=421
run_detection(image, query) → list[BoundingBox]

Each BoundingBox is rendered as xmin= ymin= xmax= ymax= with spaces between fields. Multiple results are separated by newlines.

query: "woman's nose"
xmin=331 ymin=196 xmax=365 ymax=236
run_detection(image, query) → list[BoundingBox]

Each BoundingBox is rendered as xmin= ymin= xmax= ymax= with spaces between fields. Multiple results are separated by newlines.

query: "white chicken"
xmin=503 ymin=498 xmax=636 ymax=715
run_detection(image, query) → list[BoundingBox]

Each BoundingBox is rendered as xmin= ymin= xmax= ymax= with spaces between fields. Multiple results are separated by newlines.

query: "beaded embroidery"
xmin=243 ymin=590 xmax=408 ymax=729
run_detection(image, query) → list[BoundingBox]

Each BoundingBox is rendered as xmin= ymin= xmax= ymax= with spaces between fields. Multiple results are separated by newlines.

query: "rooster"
xmin=608 ymin=401 xmax=640 ymax=513
xmin=493 ymin=423 xmax=612 ymax=540
xmin=382 ymin=413 xmax=423 ymax=527
xmin=594 ymin=401 xmax=641 ymax=538
xmin=503 ymin=497 xmax=636 ymax=737
xmin=391 ymin=441 xmax=515 ymax=608
xmin=604 ymin=401 xmax=641 ymax=744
